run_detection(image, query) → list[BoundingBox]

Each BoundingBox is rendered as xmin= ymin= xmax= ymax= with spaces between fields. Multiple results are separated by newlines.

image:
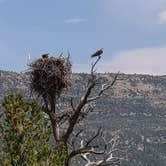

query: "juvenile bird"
xmin=42 ymin=53 xmax=49 ymax=59
xmin=91 ymin=48 xmax=104 ymax=58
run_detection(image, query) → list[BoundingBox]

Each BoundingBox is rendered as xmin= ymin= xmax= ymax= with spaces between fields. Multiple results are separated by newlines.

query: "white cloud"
xmin=64 ymin=18 xmax=87 ymax=24
xmin=73 ymin=46 xmax=166 ymax=75
xmin=99 ymin=46 xmax=166 ymax=75
xmin=103 ymin=0 xmax=166 ymax=25
xmin=158 ymin=10 xmax=166 ymax=24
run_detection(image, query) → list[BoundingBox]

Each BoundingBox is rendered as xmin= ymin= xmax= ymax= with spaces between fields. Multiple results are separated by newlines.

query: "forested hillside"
xmin=0 ymin=70 xmax=166 ymax=166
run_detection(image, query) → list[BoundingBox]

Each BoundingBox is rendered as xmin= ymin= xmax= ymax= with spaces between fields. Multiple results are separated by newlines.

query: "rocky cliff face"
xmin=1 ymin=70 xmax=166 ymax=166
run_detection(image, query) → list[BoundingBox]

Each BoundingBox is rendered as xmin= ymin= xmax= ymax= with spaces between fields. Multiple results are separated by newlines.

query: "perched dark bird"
xmin=42 ymin=53 xmax=49 ymax=59
xmin=91 ymin=48 xmax=104 ymax=58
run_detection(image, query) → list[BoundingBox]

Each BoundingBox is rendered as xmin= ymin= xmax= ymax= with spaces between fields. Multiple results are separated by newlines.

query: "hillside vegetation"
xmin=0 ymin=70 xmax=166 ymax=166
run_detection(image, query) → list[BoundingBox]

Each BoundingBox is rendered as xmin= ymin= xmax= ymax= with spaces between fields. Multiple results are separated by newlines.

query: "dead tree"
xmin=67 ymin=128 xmax=126 ymax=166
xmin=28 ymin=51 xmax=119 ymax=165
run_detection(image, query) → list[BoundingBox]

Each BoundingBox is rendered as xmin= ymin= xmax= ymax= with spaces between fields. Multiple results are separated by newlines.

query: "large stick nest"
xmin=28 ymin=55 xmax=72 ymax=99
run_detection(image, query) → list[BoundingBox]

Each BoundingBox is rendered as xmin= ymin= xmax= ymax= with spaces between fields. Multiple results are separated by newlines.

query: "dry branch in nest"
xmin=28 ymin=55 xmax=72 ymax=99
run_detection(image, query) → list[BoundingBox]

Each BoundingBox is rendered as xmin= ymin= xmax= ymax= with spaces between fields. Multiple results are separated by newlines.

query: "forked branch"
xmin=67 ymin=130 xmax=124 ymax=166
xmin=63 ymin=56 xmax=104 ymax=142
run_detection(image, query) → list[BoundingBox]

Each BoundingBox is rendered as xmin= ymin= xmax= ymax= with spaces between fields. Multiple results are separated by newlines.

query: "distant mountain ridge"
xmin=2 ymin=70 xmax=166 ymax=116
xmin=0 ymin=70 xmax=166 ymax=166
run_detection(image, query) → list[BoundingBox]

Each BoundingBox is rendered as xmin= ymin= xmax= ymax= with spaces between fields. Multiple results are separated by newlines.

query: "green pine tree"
xmin=0 ymin=94 xmax=61 ymax=166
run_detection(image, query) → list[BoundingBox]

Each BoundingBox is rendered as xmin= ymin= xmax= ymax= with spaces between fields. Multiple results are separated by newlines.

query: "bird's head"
xmin=42 ymin=53 xmax=49 ymax=59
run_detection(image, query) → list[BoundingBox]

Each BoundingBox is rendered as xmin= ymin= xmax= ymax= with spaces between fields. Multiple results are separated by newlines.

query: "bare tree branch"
xmin=87 ymin=72 xmax=119 ymax=103
xmin=70 ymin=97 xmax=75 ymax=111
xmin=62 ymin=57 xmax=102 ymax=143
xmin=80 ymin=131 xmax=124 ymax=166
xmin=66 ymin=130 xmax=124 ymax=166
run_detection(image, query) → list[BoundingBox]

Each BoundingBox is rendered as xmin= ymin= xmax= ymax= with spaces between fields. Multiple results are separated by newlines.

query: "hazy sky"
xmin=1 ymin=0 xmax=166 ymax=75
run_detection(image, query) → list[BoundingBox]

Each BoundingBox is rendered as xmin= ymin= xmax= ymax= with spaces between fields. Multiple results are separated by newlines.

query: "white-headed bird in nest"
xmin=91 ymin=48 xmax=104 ymax=58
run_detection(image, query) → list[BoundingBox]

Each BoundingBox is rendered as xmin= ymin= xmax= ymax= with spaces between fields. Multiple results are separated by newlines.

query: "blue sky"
xmin=1 ymin=0 xmax=166 ymax=75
